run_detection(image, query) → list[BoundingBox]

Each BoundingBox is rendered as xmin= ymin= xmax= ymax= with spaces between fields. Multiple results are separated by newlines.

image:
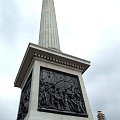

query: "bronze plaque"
xmin=17 ymin=72 xmax=32 ymax=120
xmin=38 ymin=67 xmax=88 ymax=117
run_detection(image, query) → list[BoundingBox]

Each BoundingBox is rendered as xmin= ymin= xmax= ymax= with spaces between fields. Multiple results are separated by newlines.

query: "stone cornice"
xmin=33 ymin=53 xmax=86 ymax=70
xmin=14 ymin=43 xmax=90 ymax=88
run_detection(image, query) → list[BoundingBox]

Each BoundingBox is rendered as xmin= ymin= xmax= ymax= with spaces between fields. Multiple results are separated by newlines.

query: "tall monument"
xmin=39 ymin=0 xmax=60 ymax=50
xmin=14 ymin=0 xmax=93 ymax=120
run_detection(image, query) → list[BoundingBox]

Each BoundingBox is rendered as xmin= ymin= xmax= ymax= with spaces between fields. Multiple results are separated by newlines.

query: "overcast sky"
xmin=0 ymin=0 xmax=120 ymax=120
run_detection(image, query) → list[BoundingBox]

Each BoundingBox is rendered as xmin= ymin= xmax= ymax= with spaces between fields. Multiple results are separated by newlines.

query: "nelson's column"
xmin=14 ymin=0 xmax=93 ymax=120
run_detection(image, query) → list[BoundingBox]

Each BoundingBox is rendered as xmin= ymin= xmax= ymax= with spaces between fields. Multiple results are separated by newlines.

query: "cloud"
xmin=0 ymin=0 xmax=22 ymax=45
xmin=84 ymin=37 xmax=120 ymax=120
xmin=0 ymin=79 xmax=21 ymax=120
xmin=1 ymin=0 xmax=120 ymax=120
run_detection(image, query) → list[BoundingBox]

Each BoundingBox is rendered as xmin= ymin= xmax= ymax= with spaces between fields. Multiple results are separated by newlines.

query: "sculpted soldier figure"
xmin=54 ymin=88 xmax=65 ymax=110
xmin=38 ymin=68 xmax=87 ymax=116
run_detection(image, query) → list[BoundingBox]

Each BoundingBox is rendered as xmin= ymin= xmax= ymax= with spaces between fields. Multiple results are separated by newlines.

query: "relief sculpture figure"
xmin=38 ymin=67 xmax=87 ymax=116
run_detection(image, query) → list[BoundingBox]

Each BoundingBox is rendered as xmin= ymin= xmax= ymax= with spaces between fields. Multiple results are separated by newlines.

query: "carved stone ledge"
xmin=33 ymin=53 xmax=85 ymax=70
xmin=14 ymin=43 xmax=90 ymax=88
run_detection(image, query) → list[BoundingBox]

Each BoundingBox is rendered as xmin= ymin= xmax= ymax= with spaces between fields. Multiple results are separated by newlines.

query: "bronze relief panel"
xmin=38 ymin=67 xmax=88 ymax=117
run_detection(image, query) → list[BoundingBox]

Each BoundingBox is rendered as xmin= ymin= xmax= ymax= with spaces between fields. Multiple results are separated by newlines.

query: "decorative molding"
xmin=33 ymin=53 xmax=85 ymax=71
xmin=14 ymin=43 xmax=90 ymax=88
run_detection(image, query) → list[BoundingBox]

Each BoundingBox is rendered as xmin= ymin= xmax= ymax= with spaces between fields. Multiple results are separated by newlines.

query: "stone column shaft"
xmin=39 ymin=0 xmax=60 ymax=51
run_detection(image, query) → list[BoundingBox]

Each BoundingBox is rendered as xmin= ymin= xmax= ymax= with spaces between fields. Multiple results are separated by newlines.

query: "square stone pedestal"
xmin=14 ymin=43 xmax=93 ymax=120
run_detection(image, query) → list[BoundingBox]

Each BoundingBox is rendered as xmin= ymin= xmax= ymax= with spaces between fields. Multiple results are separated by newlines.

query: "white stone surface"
xmin=15 ymin=0 xmax=93 ymax=119
xmin=39 ymin=0 xmax=60 ymax=51
xmin=25 ymin=58 xmax=93 ymax=120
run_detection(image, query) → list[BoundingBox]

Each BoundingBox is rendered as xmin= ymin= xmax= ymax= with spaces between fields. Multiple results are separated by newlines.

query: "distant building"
xmin=97 ymin=110 xmax=105 ymax=120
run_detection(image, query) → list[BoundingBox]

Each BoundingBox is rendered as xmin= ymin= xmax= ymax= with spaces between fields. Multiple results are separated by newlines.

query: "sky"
xmin=0 ymin=0 xmax=120 ymax=119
